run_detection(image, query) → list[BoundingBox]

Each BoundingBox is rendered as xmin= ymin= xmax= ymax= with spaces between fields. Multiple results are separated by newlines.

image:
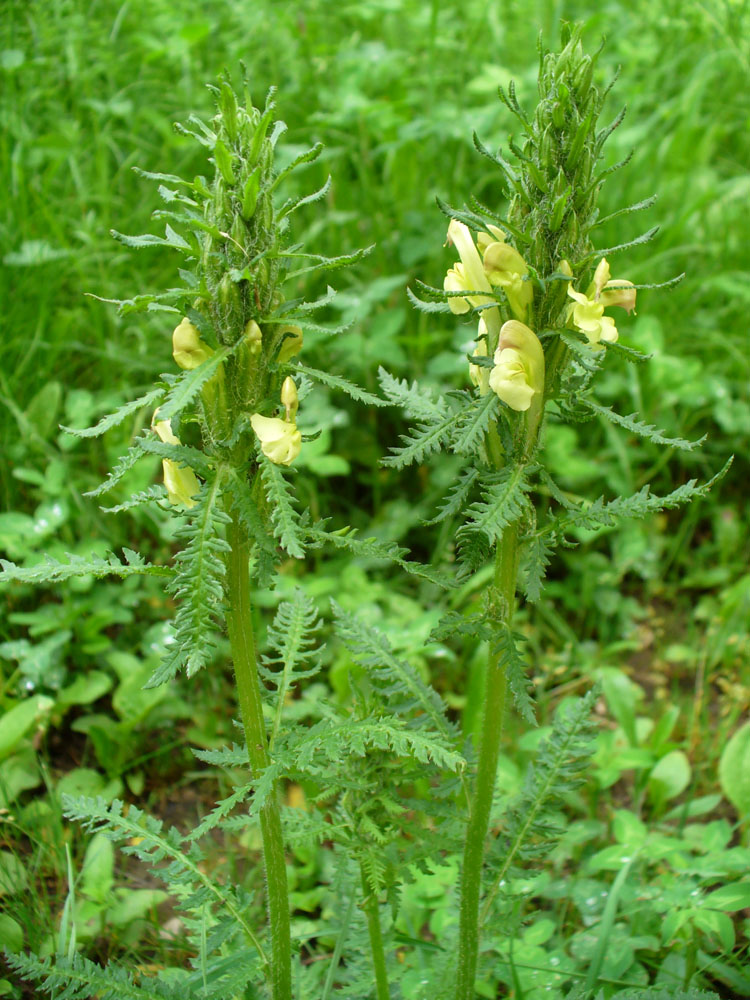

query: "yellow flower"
xmin=566 ymin=257 xmax=636 ymax=346
xmin=489 ymin=348 xmax=536 ymax=411
xmin=488 ymin=320 xmax=545 ymax=415
xmin=479 ymin=225 xmax=533 ymax=321
xmin=250 ymin=414 xmax=302 ymax=466
xmin=172 ymin=318 xmax=213 ymax=370
xmin=152 ymin=414 xmax=200 ymax=508
xmin=444 ymin=220 xmax=493 ymax=312
xmin=277 ymin=325 xmax=304 ymax=363
xmin=593 ymin=258 xmax=636 ymax=314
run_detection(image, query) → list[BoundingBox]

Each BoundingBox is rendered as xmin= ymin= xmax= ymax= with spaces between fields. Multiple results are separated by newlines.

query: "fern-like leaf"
xmin=458 ymin=465 xmax=533 ymax=554
xmin=426 ymin=467 xmax=479 ymax=526
xmin=147 ymin=475 xmax=229 ymax=686
xmin=450 ymin=392 xmax=498 ymax=455
xmin=381 ymin=409 xmax=458 ymax=469
xmin=377 ymin=367 xmax=446 ymax=421
xmin=137 ymin=437 xmax=213 ymax=478
xmin=61 ymin=795 xmax=266 ymax=960
xmin=332 ymin=601 xmax=457 ymax=742
xmin=0 ymin=550 xmax=170 ymax=586
xmin=258 ymin=453 xmax=305 ymax=559
xmin=545 ymin=459 xmax=732 ymax=540
xmin=262 ymin=590 xmax=323 ymax=747
xmin=307 ymin=523 xmax=453 ymax=588
xmin=84 ymin=431 xmax=150 ymax=498
xmin=5 ymin=952 xmax=183 ymax=999
xmin=100 ymin=486 xmax=167 ymax=513
xmin=155 ymin=349 xmax=229 ymax=421
xmin=583 ymin=398 xmax=705 ymax=451
xmin=60 ymin=387 xmax=164 ymax=439
xmin=291 ymin=362 xmax=385 ymax=406
xmin=493 ymin=625 xmax=535 ymax=724
xmin=481 ymin=691 xmax=598 ymax=919
xmin=519 ymin=533 xmax=554 ymax=603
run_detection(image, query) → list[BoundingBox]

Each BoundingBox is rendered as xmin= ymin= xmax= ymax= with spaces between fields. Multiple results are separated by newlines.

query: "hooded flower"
xmin=566 ymin=257 xmax=636 ymax=346
xmin=479 ymin=225 xmax=533 ymax=321
xmin=152 ymin=413 xmax=200 ymax=508
xmin=488 ymin=320 xmax=545 ymax=417
xmin=444 ymin=221 xmax=501 ymax=342
xmin=250 ymin=413 xmax=302 ymax=466
xmin=172 ymin=318 xmax=214 ymax=370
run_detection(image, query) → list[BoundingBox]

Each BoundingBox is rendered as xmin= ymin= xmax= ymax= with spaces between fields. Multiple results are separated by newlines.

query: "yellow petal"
xmin=476 ymin=225 xmax=506 ymax=253
xmin=483 ymin=242 xmax=528 ymax=282
xmin=446 ymin=220 xmax=493 ymax=301
xmin=277 ymin=325 xmax=304 ymax=363
xmin=592 ymin=258 xmax=611 ymax=298
xmin=250 ymin=414 xmax=302 ymax=466
xmin=601 ymin=280 xmax=636 ymax=314
xmin=163 ymin=459 xmax=200 ymax=508
xmin=244 ymin=320 xmax=263 ymax=355
xmin=172 ymin=318 xmax=213 ymax=371
xmin=153 ymin=417 xmax=180 ymax=446
xmin=444 ymin=266 xmax=471 ymax=314
xmin=489 ymin=348 xmax=535 ymax=411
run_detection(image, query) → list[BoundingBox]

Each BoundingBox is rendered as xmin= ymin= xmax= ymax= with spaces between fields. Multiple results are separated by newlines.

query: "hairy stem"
xmin=360 ymin=866 xmax=390 ymax=1000
xmin=455 ymin=521 xmax=520 ymax=1000
xmin=226 ymin=513 xmax=291 ymax=1000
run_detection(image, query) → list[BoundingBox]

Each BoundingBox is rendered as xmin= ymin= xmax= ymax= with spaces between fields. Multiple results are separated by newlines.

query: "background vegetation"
xmin=1 ymin=0 xmax=748 ymax=996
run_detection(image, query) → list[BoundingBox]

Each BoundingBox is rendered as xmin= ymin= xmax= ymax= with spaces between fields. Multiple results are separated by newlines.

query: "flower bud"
xmin=281 ymin=376 xmax=299 ymax=421
xmin=250 ymin=413 xmax=301 ymax=466
xmin=172 ymin=318 xmax=214 ymax=370
xmin=213 ymin=139 xmax=236 ymax=186
xmin=151 ymin=412 xmax=200 ymax=508
xmin=244 ymin=319 xmax=263 ymax=355
xmin=277 ymin=325 xmax=304 ymax=363
xmin=573 ymin=55 xmax=593 ymax=97
xmin=242 ymin=168 xmax=260 ymax=220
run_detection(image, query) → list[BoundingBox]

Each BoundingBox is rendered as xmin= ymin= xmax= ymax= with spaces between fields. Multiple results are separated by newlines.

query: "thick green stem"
xmin=455 ymin=521 xmax=520 ymax=1000
xmin=226 ymin=514 xmax=291 ymax=1000
xmin=360 ymin=867 xmax=390 ymax=1000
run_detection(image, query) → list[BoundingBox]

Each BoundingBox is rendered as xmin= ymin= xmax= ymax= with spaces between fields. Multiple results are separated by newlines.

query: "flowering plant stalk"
xmin=384 ymin=24 xmax=728 ymax=999
xmin=0 ymin=78 xmax=387 ymax=1000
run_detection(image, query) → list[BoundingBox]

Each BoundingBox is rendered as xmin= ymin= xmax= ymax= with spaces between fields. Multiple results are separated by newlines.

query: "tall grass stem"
xmin=360 ymin=866 xmax=390 ymax=1000
xmin=455 ymin=521 xmax=519 ymax=1000
xmin=226 ymin=514 xmax=292 ymax=1000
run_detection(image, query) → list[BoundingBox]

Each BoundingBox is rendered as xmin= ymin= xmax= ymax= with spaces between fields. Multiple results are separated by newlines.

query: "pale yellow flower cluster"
xmin=444 ymin=222 xmax=543 ymax=414
xmin=156 ymin=316 xmax=305 ymax=508
xmin=563 ymin=258 xmax=636 ymax=346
